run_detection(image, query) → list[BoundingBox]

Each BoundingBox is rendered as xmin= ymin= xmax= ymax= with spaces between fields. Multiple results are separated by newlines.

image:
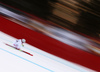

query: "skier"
xmin=13 ymin=39 xmax=26 ymax=50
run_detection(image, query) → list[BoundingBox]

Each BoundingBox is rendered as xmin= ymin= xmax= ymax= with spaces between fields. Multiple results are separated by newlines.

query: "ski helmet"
xmin=22 ymin=39 xmax=26 ymax=43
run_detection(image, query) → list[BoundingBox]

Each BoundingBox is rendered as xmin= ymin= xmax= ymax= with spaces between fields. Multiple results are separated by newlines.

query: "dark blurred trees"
xmin=75 ymin=12 xmax=100 ymax=37
xmin=0 ymin=0 xmax=57 ymax=19
xmin=74 ymin=0 xmax=100 ymax=37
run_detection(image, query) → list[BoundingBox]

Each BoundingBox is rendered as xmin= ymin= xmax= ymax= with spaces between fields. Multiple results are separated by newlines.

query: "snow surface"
xmin=0 ymin=31 xmax=95 ymax=72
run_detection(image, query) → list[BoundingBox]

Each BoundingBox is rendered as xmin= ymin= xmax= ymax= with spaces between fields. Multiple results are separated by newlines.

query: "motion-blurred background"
xmin=0 ymin=0 xmax=100 ymax=37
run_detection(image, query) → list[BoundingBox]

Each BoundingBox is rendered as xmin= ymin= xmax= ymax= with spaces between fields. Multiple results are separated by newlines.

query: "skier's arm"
xmin=22 ymin=43 xmax=24 ymax=47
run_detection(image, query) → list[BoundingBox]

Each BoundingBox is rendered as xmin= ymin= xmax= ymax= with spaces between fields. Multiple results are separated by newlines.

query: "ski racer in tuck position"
xmin=13 ymin=39 xmax=26 ymax=50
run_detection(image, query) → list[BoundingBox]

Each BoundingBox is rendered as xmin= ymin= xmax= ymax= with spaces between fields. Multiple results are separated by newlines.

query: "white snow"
xmin=0 ymin=31 xmax=96 ymax=72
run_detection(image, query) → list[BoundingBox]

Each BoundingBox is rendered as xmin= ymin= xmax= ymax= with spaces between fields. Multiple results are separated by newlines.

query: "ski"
xmin=4 ymin=43 xmax=33 ymax=56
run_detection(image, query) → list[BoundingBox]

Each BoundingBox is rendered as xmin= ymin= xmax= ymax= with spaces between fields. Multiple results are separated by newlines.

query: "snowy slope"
xmin=0 ymin=31 xmax=95 ymax=72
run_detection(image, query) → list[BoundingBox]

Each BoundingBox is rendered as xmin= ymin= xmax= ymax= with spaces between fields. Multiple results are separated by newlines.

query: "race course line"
xmin=0 ymin=47 xmax=53 ymax=72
